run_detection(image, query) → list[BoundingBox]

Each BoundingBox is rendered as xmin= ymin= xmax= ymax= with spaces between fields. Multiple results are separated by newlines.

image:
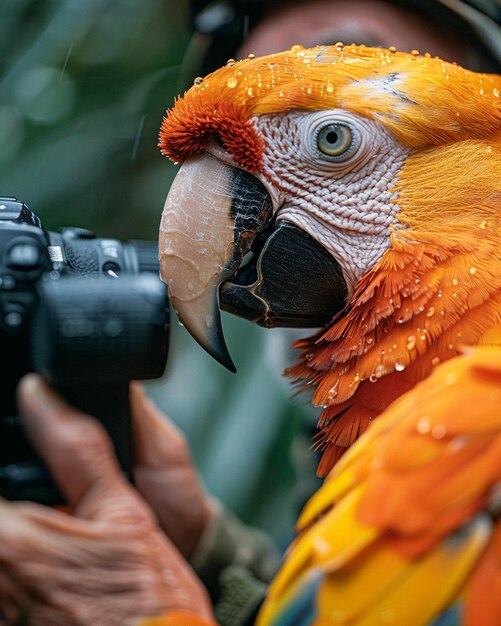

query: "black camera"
xmin=0 ymin=197 xmax=169 ymax=504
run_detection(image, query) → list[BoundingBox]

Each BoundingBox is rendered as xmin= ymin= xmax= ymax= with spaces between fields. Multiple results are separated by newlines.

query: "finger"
xmin=130 ymin=382 xmax=190 ymax=468
xmin=0 ymin=569 xmax=29 ymax=625
xmin=17 ymin=375 xmax=134 ymax=515
xmin=0 ymin=499 xmax=214 ymax=624
xmin=130 ymin=384 xmax=214 ymax=558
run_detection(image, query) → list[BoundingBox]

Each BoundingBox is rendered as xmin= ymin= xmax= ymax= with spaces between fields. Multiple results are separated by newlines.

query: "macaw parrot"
xmin=158 ymin=45 xmax=501 ymax=625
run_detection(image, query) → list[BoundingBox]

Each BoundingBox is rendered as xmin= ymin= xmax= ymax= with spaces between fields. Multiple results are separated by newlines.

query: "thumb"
xmin=17 ymin=375 xmax=133 ymax=516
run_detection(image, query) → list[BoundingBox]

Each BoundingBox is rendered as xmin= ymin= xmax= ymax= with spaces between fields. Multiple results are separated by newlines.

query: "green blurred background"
xmin=0 ymin=0 xmax=320 ymax=548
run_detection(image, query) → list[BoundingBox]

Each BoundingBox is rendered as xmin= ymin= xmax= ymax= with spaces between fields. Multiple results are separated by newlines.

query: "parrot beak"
xmin=160 ymin=153 xmax=347 ymax=372
xmin=159 ymin=154 xmax=273 ymax=372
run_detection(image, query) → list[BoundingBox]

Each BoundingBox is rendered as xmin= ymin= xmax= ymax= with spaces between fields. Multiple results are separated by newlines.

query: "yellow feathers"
xmin=258 ymin=348 xmax=501 ymax=626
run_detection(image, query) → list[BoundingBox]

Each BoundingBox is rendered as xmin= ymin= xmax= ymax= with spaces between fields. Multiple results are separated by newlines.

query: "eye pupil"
xmin=326 ymin=131 xmax=338 ymax=144
xmin=316 ymin=123 xmax=354 ymax=159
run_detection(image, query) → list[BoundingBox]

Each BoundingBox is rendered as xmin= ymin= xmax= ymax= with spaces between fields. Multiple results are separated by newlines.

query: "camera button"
xmin=4 ymin=310 xmax=23 ymax=328
xmin=103 ymin=261 xmax=121 ymax=278
xmin=2 ymin=303 xmax=24 ymax=330
xmin=61 ymin=227 xmax=96 ymax=239
xmin=0 ymin=275 xmax=16 ymax=290
xmin=7 ymin=243 xmax=41 ymax=269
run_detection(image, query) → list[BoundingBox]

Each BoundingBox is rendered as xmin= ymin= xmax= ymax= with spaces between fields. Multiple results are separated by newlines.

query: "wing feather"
xmin=258 ymin=347 xmax=501 ymax=626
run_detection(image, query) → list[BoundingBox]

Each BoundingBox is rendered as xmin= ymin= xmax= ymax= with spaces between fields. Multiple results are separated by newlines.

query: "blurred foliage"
xmin=0 ymin=0 xmax=320 ymax=546
xmin=0 ymin=0 xmax=187 ymax=238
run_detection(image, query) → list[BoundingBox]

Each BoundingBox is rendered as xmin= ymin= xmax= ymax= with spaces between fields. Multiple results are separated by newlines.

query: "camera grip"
xmin=0 ymin=382 xmax=133 ymax=505
xmin=58 ymin=382 xmax=134 ymax=480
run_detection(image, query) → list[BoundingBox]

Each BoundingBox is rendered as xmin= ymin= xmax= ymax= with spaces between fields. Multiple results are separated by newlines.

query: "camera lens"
xmin=33 ymin=274 xmax=169 ymax=384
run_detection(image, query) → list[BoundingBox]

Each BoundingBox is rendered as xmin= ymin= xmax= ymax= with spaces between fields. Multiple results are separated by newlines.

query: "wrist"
xmin=182 ymin=498 xmax=217 ymax=559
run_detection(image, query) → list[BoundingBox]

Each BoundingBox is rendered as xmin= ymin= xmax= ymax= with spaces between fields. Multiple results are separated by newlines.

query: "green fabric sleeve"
xmin=190 ymin=503 xmax=280 ymax=626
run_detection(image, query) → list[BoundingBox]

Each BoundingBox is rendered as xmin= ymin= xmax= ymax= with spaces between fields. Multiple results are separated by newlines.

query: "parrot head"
xmin=159 ymin=44 xmax=501 ymax=473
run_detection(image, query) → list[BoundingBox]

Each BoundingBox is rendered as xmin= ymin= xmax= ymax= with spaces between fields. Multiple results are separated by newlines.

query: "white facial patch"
xmin=253 ymin=110 xmax=410 ymax=293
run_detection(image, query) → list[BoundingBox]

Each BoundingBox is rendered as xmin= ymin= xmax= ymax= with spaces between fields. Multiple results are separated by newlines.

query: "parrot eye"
xmin=316 ymin=123 xmax=354 ymax=159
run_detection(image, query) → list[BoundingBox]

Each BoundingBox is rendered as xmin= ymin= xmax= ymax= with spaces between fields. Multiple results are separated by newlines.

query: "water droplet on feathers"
xmin=432 ymin=425 xmax=446 ymax=439
xmin=417 ymin=418 xmax=431 ymax=434
xmin=375 ymin=365 xmax=386 ymax=378
xmin=227 ymin=77 xmax=238 ymax=88
xmin=406 ymin=335 xmax=416 ymax=350
xmin=445 ymin=373 xmax=457 ymax=385
xmin=448 ymin=436 xmax=469 ymax=451
xmin=327 ymin=387 xmax=338 ymax=400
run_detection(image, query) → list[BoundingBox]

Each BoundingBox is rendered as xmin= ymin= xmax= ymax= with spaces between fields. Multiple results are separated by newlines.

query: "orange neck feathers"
xmin=289 ymin=139 xmax=501 ymax=476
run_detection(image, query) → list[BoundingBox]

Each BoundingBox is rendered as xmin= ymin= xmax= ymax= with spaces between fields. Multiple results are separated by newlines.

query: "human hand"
xmin=130 ymin=383 xmax=215 ymax=559
xmin=0 ymin=375 xmax=214 ymax=626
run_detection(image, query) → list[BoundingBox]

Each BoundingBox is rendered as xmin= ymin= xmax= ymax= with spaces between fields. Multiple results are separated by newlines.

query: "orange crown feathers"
xmin=159 ymin=44 xmax=501 ymax=172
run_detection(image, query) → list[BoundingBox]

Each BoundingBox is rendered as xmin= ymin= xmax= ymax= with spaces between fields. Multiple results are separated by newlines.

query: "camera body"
xmin=0 ymin=197 xmax=169 ymax=504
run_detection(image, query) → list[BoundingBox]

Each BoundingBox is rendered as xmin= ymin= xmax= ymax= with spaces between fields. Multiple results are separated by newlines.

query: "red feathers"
xmin=159 ymin=97 xmax=264 ymax=173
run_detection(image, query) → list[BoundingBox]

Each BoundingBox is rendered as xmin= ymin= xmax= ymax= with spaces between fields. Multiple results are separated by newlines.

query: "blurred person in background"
xmin=1 ymin=1 xmax=501 ymax=625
